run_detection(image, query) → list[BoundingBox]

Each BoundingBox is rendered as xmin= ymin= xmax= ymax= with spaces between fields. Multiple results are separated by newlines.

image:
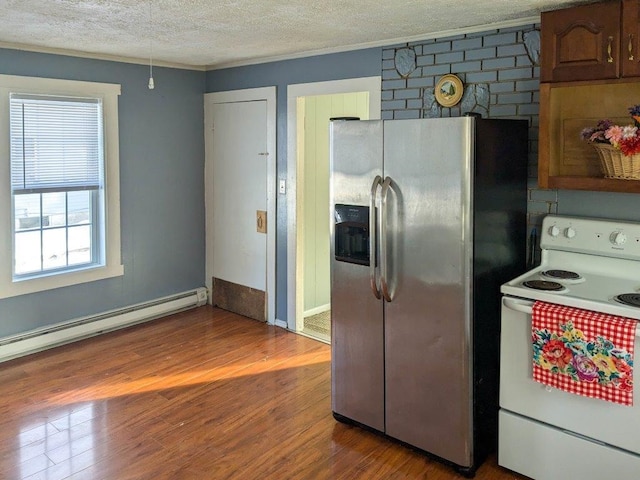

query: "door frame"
xmin=204 ymin=87 xmax=277 ymax=324
xmin=286 ymin=77 xmax=381 ymax=331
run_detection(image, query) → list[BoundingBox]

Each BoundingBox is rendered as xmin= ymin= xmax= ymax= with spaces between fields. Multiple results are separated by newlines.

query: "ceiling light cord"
xmin=148 ymin=0 xmax=155 ymax=90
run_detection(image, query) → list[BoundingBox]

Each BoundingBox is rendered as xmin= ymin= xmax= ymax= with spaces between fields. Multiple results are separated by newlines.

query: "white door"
xmin=205 ymin=88 xmax=276 ymax=324
xmin=212 ymin=101 xmax=267 ymax=292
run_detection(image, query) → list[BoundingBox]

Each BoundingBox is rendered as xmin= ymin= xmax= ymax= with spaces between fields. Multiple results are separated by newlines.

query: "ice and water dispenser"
xmin=334 ymin=204 xmax=370 ymax=266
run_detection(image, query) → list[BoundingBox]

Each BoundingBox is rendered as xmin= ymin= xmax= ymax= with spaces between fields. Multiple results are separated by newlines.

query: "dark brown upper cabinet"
xmin=622 ymin=0 xmax=640 ymax=76
xmin=541 ymin=1 xmax=640 ymax=82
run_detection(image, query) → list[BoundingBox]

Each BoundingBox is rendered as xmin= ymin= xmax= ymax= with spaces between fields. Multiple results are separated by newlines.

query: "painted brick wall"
xmin=381 ymin=25 xmax=555 ymax=264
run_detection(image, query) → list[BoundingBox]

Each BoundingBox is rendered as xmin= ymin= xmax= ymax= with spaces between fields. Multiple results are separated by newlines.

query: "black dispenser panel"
xmin=334 ymin=204 xmax=370 ymax=266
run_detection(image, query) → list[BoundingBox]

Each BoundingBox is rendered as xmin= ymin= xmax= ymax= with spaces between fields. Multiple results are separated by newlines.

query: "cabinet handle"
xmin=607 ymin=36 xmax=614 ymax=63
xmin=629 ymin=34 xmax=635 ymax=61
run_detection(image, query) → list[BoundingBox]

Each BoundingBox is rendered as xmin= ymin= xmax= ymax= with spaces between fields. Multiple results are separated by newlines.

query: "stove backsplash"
xmin=381 ymin=25 xmax=640 ymax=270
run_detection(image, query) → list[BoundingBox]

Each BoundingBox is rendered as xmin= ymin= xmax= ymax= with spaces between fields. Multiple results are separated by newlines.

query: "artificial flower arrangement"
xmin=581 ymin=105 xmax=640 ymax=155
xmin=580 ymin=105 xmax=640 ymax=179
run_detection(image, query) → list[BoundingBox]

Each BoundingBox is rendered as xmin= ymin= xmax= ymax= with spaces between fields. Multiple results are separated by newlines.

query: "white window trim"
xmin=0 ymin=74 xmax=123 ymax=299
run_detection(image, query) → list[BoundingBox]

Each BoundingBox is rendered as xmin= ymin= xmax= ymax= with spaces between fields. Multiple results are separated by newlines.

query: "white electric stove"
xmin=499 ymin=215 xmax=640 ymax=479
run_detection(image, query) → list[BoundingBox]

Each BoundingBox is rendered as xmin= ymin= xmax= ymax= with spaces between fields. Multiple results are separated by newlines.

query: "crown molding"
xmin=0 ymin=41 xmax=205 ymax=71
xmin=205 ymin=15 xmax=540 ymax=70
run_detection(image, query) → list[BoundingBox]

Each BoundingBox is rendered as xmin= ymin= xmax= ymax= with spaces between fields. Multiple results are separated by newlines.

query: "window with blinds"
xmin=10 ymin=94 xmax=105 ymax=278
xmin=0 ymin=75 xmax=122 ymax=299
xmin=10 ymin=95 xmax=104 ymax=194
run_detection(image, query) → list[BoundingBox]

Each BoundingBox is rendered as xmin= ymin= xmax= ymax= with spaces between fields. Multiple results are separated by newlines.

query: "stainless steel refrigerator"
xmin=329 ymin=116 xmax=528 ymax=475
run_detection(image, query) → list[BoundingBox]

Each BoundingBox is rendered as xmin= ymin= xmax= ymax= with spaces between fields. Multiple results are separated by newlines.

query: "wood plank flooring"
xmin=0 ymin=306 xmax=528 ymax=479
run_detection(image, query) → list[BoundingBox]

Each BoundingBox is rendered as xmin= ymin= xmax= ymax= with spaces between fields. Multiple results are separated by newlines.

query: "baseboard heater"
xmin=0 ymin=287 xmax=208 ymax=363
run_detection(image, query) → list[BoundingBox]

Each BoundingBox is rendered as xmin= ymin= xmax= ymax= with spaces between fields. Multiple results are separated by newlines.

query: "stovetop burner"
xmin=523 ymin=280 xmax=566 ymax=291
xmin=542 ymin=269 xmax=581 ymax=280
xmin=614 ymin=293 xmax=640 ymax=308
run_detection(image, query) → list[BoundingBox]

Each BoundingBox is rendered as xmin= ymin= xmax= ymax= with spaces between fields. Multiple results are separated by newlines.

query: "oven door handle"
xmin=503 ymin=297 xmax=640 ymax=338
xmin=502 ymin=297 xmax=534 ymax=314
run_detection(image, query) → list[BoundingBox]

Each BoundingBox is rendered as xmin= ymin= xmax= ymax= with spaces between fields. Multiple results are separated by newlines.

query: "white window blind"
xmin=10 ymin=94 xmax=104 ymax=194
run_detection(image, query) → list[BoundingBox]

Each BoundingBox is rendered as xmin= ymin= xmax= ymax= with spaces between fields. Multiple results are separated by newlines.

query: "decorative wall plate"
xmin=435 ymin=74 xmax=464 ymax=107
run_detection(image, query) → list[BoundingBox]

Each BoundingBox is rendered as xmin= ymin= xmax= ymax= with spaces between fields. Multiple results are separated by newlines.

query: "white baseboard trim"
xmin=274 ymin=318 xmax=288 ymax=329
xmin=0 ymin=287 xmax=208 ymax=363
xmin=303 ymin=303 xmax=330 ymax=318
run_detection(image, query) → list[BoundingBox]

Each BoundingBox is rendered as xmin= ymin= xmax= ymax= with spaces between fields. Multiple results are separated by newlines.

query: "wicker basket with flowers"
xmin=581 ymin=105 xmax=640 ymax=180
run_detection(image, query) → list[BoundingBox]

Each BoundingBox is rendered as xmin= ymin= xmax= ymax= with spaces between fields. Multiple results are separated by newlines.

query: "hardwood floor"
xmin=0 ymin=306 xmax=528 ymax=479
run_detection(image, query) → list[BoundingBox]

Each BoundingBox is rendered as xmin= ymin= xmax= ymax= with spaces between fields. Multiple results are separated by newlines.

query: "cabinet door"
xmin=623 ymin=0 xmax=640 ymax=77
xmin=541 ymin=2 xmax=621 ymax=82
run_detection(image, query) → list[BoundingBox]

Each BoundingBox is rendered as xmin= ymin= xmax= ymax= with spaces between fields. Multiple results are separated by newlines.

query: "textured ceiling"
xmin=0 ymin=0 xmax=597 ymax=69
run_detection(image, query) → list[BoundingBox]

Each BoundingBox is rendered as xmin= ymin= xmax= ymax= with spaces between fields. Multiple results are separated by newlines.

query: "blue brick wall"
xmin=381 ymin=25 xmax=553 ymax=261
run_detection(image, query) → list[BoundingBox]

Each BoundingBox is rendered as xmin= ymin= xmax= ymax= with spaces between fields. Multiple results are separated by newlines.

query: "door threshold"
xmin=297 ymin=329 xmax=330 ymax=345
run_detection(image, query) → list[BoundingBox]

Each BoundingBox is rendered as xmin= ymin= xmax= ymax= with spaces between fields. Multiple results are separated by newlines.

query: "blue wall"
xmin=0 ymin=49 xmax=206 ymax=337
xmin=207 ymin=34 xmax=640 ymax=323
xmin=206 ymin=48 xmax=381 ymax=321
xmin=5 ymin=25 xmax=640 ymax=337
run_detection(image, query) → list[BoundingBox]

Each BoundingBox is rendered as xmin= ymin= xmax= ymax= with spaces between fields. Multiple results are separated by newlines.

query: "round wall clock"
xmin=435 ymin=74 xmax=464 ymax=107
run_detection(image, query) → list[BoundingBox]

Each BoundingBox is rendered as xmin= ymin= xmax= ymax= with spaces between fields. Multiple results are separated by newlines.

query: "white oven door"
xmin=499 ymin=296 xmax=640 ymax=455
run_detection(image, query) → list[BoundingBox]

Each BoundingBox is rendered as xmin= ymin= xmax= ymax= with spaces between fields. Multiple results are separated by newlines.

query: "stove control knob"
xmin=610 ymin=231 xmax=627 ymax=246
xmin=549 ymin=225 xmax=560 ymax=237
xmin=564 ymin=227 xmax=576 ymax=239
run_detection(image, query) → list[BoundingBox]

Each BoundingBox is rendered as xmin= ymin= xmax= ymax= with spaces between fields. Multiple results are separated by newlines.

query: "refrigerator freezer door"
xmin=330 ymin=120 xmax=385 ymax=431
xmin=383 ymin=118 xmax=474 ymax=467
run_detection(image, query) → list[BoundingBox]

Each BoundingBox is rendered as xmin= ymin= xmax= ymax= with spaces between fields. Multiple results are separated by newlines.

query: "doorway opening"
xmin=286 ymin=77 xmax=381 ymax=340
xmin=297 ymin=93 xmax=370 ymax=342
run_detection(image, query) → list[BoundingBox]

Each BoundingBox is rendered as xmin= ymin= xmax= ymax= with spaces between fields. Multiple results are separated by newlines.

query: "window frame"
xmin=0 ymin=74 xmax=123 ymax=299
xmin=12 ymin=189 xmax=100 ymax=278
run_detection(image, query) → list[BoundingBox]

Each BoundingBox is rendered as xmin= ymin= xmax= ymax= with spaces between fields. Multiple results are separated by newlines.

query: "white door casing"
xmin=204 ymin=87 xmax=276 ymax=324
xmin=286 ymin=77 xmax=381 ymax=331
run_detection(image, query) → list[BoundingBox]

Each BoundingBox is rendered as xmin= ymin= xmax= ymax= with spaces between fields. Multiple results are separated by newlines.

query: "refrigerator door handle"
xmin=380 ymin=176 xmax=393 ymax=302
xmin=370 ymin=175 xmax=383 ymax=299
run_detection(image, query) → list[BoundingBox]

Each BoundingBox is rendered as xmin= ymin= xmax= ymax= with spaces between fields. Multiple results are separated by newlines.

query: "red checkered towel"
xmin=532 ymin=301 xmax=636 ymax=406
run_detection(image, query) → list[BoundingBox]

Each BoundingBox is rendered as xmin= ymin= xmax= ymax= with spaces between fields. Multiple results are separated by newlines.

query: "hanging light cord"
xmin=148 ymin=0 xmax=155 ymax=89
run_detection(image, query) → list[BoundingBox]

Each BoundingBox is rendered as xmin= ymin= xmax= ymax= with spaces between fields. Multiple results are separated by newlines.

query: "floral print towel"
xmin=532 ymin=301 xmax=636 ymax=406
